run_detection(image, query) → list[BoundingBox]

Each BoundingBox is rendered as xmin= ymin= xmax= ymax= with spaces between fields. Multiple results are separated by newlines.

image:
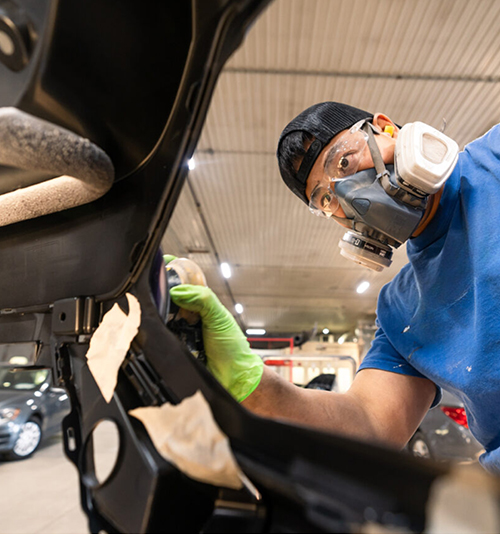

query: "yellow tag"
xmin=384 ymin=125 xmax=394 ymax=137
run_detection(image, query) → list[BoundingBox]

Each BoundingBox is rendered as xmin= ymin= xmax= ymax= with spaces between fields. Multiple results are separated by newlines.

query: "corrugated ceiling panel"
xmin=233 ymin=298 xmax=377 ymax=333
xmin=228 ymin=0 xmax=500 ymax=78
xmin=201 ymin=264 xmax=388 ymax=301
xmin=199 ymin=72 xmax=500 ymax=155
xmin=160 ymin=182 xmax=212 ymax=256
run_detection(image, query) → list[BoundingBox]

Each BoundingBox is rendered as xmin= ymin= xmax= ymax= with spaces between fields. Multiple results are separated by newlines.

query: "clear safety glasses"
xmin=309 ymin=120 xmax=370 ymax=218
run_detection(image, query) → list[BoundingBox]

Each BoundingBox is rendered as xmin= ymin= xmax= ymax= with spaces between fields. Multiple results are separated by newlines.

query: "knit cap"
xmin=277 ymin=102 xmax=373 ymax=205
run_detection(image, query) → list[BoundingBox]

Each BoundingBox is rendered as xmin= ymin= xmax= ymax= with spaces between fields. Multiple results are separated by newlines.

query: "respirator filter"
xmin=395 ymin=121 xmax=459 ymax=196
xmin=339 ymin=232 xmax=393 ymax=272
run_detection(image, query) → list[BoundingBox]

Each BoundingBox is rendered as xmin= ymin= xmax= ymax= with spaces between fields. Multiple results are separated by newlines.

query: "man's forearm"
xmin=242 ymin=366 xmax=390 ymax=446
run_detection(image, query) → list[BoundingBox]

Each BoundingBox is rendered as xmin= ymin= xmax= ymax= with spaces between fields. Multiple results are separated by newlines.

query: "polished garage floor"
xmin=0 ymin=434 xmax=88 ymax=534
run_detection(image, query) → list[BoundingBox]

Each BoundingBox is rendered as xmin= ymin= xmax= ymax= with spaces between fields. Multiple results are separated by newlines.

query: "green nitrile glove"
xmin=169 ymin=284 xmax=264 ymax=402
xmin=163 ymin=254 xmax=177 ymax=265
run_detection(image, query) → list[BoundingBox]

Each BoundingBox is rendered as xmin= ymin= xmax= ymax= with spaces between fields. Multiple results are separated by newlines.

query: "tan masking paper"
xmin=86 ymin=293 xmax=141 ymax=403
xmin=129 ymin=391 xmax=244 ymax=490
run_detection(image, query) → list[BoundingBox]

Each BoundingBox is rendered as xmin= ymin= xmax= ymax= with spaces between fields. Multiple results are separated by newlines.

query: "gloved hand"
xmin=170 ymin=284 xmax=264 ymax=402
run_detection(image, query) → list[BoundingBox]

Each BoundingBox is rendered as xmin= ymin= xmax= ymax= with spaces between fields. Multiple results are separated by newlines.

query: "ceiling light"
xmin=235 ymin=303 xmax=244 ymax=314
xmin=322 ymin=328 xmax=329 ymax=335
xmin=188 ymin=157 xmax=196 ymax=170
xmin=356 ymin=281 xmax=370 ymax=294
xmin=338 ymin=333 xmax=348 ymax=345
xmin=220 ymin=262 xmax=232 ymax=279
xmin=246 ymin=328 xmax=266 ymax=336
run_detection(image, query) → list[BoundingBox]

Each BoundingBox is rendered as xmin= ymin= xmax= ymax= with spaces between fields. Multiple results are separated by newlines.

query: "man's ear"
xmin=372 ymin=113 xmax=399 ymax=138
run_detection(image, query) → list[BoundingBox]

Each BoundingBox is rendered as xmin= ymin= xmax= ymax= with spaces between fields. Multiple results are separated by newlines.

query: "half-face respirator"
xmin=309 ymin=120 xmax=459 ymax=271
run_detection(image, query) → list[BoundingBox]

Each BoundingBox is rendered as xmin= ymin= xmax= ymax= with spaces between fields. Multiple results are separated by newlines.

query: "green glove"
xmin=169 ymin=284 xmax=264 ymax=402
xmin=163 ymin=254 xmax=177 ymax=265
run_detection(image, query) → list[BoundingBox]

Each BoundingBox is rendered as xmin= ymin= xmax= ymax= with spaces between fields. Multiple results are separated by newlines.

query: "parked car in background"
xmin=304 ymin=373 xmax=339 ymax=392
xmin=407 ymin=390 xmax=483 ymax=463
xmin=0 ymin=367 xmax=70 ymax=460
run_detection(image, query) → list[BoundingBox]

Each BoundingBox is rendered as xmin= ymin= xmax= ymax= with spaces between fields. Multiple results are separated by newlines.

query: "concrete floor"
xmin=0 ymin=434 xmax=88 ymax=534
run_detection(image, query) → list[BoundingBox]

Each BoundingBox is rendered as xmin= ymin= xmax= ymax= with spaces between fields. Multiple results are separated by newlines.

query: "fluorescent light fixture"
xmin=356 ymin=281 xmax=370 ymax=294
xmin=246 ymin=328 xmax=266 ymax=336
xmin=220 ymin=262 xmax=232 ymax=279
xmin=235 ymin=303 xmax=244 ymax=314
xmin=188 ymin=157 xmax=196 ymax=170
xmin=322 ymin=328 xmax=329 ymax=335
xmin=338 ymin=333 xmax=348 ymax=345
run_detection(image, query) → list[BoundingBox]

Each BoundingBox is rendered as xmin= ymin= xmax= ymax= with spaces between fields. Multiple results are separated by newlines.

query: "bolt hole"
xmin=59 ymin=312 xmax=66 ymax=322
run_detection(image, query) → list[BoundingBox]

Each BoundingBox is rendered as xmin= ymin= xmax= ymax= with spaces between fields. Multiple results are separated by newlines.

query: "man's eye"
xmin=339 ymin=156 xmax=350 ymax=170
xmin=321 ymin=193 xmax=332 ymax=209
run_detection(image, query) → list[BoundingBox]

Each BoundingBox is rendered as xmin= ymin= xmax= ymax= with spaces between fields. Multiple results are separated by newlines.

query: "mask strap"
xmin=330 ymin=212 xmax=356 ymax=229
xmin=362 ymin=122 xmax=390 ymax=180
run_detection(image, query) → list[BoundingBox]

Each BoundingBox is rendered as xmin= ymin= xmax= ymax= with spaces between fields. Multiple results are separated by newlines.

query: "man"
xmin=170 ymin=101 xmax=500 ymax=474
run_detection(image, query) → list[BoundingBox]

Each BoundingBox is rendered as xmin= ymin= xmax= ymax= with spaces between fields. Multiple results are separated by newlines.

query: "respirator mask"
xmin=309 ymin=119 xmax=459 ymax=271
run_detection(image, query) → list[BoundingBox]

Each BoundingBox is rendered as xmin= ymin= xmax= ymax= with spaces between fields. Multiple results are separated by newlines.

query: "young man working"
xmin=170 ymin=102 xmax=500 ymax=474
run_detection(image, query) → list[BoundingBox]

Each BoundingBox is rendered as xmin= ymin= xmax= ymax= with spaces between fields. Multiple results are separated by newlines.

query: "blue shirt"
xmin=359 ymin=124 xmax=500 ymax=474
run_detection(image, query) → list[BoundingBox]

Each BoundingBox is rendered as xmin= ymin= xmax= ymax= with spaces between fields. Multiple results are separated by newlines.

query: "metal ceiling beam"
xmin=224 ymin=67 xmax=500 ymax=84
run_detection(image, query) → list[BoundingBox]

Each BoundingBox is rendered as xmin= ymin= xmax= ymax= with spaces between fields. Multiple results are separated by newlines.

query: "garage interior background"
xmin=162 ymin=0 xmax=500 ymax=347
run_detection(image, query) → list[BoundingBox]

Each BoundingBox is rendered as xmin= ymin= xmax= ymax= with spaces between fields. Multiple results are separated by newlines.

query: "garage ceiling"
xmin=162 ymin=0 xmax=500 ymax=336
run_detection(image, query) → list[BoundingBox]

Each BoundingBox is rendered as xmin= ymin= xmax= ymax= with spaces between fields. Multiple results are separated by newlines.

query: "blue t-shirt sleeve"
xmin=359 ymin=326 xmax=442 ymax=408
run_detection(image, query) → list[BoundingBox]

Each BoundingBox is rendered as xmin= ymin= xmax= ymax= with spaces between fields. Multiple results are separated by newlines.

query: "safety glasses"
xmin=309 ymin=120 xmax=369 ymax=218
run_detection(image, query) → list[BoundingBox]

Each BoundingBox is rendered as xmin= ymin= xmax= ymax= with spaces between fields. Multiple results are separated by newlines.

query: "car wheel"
xmin=409 ymin=431 xmax=432 ymax=460
xmin=8 ymin=418 xmax=42 ymax=460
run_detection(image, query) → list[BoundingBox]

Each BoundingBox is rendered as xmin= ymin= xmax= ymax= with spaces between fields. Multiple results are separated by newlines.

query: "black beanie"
xmin=276 ymin=102 xmax=373 ymax=205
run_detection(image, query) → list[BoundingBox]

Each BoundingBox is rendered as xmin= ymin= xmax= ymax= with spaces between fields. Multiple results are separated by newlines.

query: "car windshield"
xmin=0 ymin=368 xmax=49 ymax=391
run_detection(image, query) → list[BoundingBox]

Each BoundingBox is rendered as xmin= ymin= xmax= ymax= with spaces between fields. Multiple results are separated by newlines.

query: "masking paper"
xmin=129 ymin=391 xmax=244 ymax=489
xmin=86 ymin=293 xmax=141 ymax=403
